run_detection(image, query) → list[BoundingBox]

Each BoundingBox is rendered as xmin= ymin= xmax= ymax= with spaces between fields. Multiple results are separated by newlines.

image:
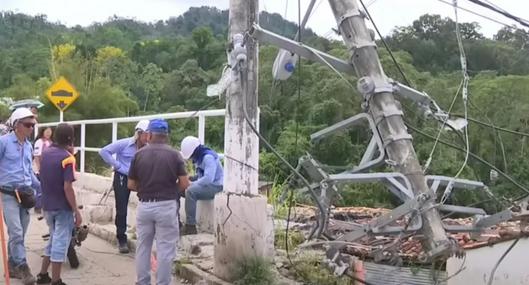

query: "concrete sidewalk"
xmin=0 ymin=214 xmax=184 ymax=285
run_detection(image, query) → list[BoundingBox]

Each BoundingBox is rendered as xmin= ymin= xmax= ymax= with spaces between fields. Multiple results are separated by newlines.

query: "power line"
xmin=453 ymin=114 xmax=529 ymax=137
xmin=359 ymin=0 xmax=412 ymax=86
xmin=467 ymin=99 xmax=507 ymax=172
xmin=450 ymin=0 xmax=471 ymax=189
xmin=359 ymin=0 xmax=529 ymax=203
xmin=435 ymin=0 xmax=515 ymax=29
xmin=487 ymin=238 xmax=519 ymax=285
xmin=406 ymin=122 xmax=529 ymax=199
xmin=466 ymin=0 xmax=529 ymax=29
xmin=423 ymin=81 xmax=463 ymax=172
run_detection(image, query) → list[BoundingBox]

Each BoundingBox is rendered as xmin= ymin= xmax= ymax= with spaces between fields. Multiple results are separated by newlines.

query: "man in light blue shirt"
xmin=98 ymin=120 xmax=149 ymax=253
xmin=180 ymin=136 xmax=223 ymax=235
xmin=0 ymin=107 xmax=40 ymax=284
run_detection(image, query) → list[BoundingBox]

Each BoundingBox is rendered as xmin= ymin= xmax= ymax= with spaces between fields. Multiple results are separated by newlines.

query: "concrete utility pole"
xmin=327 ymin=0 xmax=453 ymax=257
xmin=214 ymin=0 xmax=274 ymax=280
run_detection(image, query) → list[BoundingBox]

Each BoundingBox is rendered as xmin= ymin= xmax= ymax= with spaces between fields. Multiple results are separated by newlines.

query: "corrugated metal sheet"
xmin=364 ymin=262 xmax=447 ymax=285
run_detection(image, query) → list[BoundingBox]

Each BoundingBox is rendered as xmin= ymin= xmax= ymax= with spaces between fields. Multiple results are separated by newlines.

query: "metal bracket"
xmin=329 ymin=172 xmax=414 ymax=202
xmin=250 ymin=24 xmax=355 ymax=75
xmin=336 ymin=194 xmax=427 ymax=243
xmin=311 ymin=113 xmax=385 ymax=173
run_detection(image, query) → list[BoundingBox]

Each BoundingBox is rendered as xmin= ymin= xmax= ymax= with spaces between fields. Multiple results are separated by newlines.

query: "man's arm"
xmin=178 ymin=175 xmax=191 ymax=192
xmin=62 ymin=156 xmax=82 ymax=226
xmin=64 ymin=181 xmax=82 ymax=227
xmin=128 ymin=178 xmax=138 ymax=192
xmin=31 ymin=171 xmax=41 ymax=190
xmin=98 ymin=139 xmax=126 ymax=170
xmin=128 ymin=154 xmax=138 ymax=192
xmin=33 ymin=139 xmax=43 ymax=173
xmin=194 ymin=155 xmax=216 ymax=186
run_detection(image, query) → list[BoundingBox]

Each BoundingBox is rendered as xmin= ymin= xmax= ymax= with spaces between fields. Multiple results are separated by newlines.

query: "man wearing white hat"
xmin=99 ymin=120 xmax=149 ymax=253
xmin=180 ymin=136 xmax=224 ymax=235
xmin=0 ymin=107 xmax=40 ymax=284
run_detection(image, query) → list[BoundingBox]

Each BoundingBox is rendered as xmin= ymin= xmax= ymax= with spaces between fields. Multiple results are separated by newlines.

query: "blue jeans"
xmin=44 ymin=210 xmax=74 ymax=262
xmin=185 ymin=183 xmax=222 ymax=225
xmin=136 ymin=200 xmax=179 ymax=285
xmin=113 ymin=172 xmax=130 ymax=244
xmin=1 ymin=193 xmax=30 ymax=267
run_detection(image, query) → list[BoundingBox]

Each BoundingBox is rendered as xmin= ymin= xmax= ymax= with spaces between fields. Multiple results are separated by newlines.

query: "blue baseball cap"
xmin=147 ymin=119 xmax=169 ymax=133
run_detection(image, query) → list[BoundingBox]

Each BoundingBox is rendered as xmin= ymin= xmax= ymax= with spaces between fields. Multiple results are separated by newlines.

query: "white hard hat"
xmin=9 ymin=107 xmax=35 ymax=126
xmin=135 ymin=120 xmax=149 ymax=132
xmin=181 ymin=136 xmax=201 ymax=159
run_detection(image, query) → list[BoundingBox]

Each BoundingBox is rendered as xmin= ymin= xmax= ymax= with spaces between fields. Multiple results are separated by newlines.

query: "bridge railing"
xmin=36 ymin=109 xmax=226 ymax=173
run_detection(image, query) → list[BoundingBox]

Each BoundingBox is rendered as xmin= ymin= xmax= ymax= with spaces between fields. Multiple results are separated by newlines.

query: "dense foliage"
xmin=2 ymin=8 xmax=529 ymax=210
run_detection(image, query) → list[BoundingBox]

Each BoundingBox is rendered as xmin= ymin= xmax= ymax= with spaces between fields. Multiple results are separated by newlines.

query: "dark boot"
xmin=17 ymin=263 xmax=36 ymax=285
xmin=7 ymin=262 xmax=21 ymax=279
xmin=36 ymin=272 xmax=52 ymax=284
xmin=51 ymin=279 xmax=66 ymax=285
xmin=118 ymin=240 xmax=130 ymax=254
xmin=182 ymin=224 xmax=197 ymax=235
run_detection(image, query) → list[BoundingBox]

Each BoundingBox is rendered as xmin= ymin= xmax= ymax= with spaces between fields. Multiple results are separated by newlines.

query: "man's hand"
xmin=128 ymin=178 xmax=138 ymax=192
xmin=74 ymin=210 xmax=82 ymax=227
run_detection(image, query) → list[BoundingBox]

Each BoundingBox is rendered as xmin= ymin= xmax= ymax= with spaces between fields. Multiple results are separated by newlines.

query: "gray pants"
xmin=136 ymin=200 xmax=179 ymax=285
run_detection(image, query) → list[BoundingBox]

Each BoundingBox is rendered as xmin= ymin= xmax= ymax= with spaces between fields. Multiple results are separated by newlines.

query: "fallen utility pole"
xmin=327 ymin=0 xmax=455 ymax=258
xmin=213 ymin=0 xmax=274 ymax=281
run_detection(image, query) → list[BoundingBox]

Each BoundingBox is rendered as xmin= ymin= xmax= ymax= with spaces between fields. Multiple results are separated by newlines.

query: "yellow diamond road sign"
xmin=46 ymin=77 xmax=80 ymax=111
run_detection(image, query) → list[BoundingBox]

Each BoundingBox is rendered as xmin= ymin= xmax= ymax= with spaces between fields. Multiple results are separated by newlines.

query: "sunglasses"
xmin=21 ymin=122 xmax=35 ymax=129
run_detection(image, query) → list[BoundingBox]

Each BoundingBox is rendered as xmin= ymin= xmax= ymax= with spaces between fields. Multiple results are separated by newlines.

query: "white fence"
xmin=36 ymin=109 xmax=226 ymax=173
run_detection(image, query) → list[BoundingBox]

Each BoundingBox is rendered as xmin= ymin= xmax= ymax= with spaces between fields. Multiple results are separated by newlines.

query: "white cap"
xmin=181 ymin=136 xmax=201 ymax=159
xmin=9 ymin=107 xmax=35 ymax=126
xmin=135 ymin=120 xmax=149 ymax=132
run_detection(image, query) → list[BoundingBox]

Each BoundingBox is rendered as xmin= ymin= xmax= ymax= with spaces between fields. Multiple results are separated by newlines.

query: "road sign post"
xmin=46 ymin=76 xmax=80 ymax=121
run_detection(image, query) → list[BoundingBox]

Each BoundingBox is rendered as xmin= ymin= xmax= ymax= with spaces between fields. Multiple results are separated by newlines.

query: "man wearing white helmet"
xmin=0 ymin=107 xmax=40 ymax=284
xmin=180 ymin=136 xmax=223 ymax=235
xmin=99 ymin=120 xmax=149 ymax=253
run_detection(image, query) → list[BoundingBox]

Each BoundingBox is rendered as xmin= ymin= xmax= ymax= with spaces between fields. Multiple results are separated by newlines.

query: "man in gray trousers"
xmin=128 ymin=119 xmax=190 ymax=285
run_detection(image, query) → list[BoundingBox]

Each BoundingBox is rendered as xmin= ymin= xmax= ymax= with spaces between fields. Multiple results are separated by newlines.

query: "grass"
xmin=232 ymin=256 xmax=277 ymax=285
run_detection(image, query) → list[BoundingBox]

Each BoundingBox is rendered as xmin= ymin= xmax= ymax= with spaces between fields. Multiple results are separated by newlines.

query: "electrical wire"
xmin=487 ymin=238 xmax=519 ymax=285
xmin=237 ymin=63 xmax=326 ymax=238
xmin=238 ymin=63 xmax=332 ymax=285
xmin=435 ymin=0 xmax=515 ymax=29
xmin=467 ymin=99 xmax=508 ymax=172
xmin=440 ymin=0 xmax=471 ymax=205
xmin=295 ymin=0 xmax=302 ymax=149
xmin=466 ymin=0 xmax=529 ymax=29
xmin=406 ymin=122 xmax=529 ymax=200
xmin=423 ymin=81 xmax=463 ymax=172
xmin=358 ymin=0 xmax=529 ymax=207
xmin=452 ymin=113 xmax=529 ymax=138
xmin=359 ymin=0 xmax=412 ymax=86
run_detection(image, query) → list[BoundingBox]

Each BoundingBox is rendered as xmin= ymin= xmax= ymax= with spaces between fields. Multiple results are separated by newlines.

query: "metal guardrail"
xmin=36 ymin=109 xmax=226 ymax=173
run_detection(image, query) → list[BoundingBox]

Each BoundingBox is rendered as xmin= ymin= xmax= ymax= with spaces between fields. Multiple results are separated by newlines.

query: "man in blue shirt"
xmin=180 ymin=136 xmax=223 ymax=235
xmin=99 ymin=120 xmax=149 ymax=253
xmin=0 ymin=107 xmax=40 ymax=284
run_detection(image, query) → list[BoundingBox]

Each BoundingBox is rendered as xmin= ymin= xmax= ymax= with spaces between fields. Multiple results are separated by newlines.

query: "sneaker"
xmin=17 ymin=263 xmax=36 ymax=285
xmin=51 ymin=279 xmax=66 ymax=285
xmin=182 ymin=224 xmax=197 ymax=235
xmin=118 ymin=241 xmax=130 ymax=254
xmin=37 ymin=272 xmax=52 ymax=284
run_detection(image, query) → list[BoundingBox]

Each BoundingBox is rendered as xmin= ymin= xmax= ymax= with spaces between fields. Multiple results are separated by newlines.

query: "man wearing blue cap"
xmin=128 ymin=119 xmax=190 ymax=285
